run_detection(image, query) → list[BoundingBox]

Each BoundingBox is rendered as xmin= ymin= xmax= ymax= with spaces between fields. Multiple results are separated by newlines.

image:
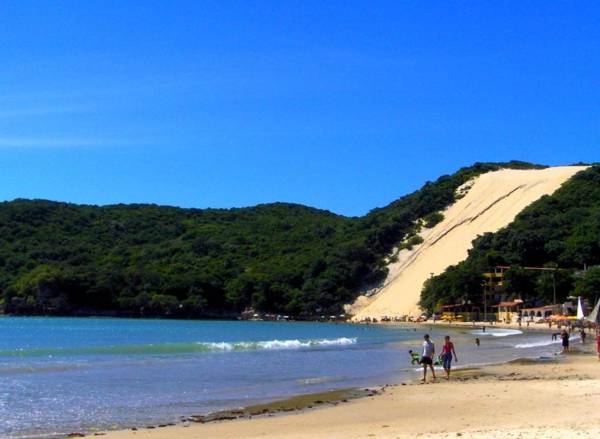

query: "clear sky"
xmin=1 ymin=1 xmax=598 ymax=216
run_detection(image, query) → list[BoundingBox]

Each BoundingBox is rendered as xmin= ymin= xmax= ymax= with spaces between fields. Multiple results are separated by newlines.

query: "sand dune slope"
xmin=351 ymin=166 xmax=587 ymax=320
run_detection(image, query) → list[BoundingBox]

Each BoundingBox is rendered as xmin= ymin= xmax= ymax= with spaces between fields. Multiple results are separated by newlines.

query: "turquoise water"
xmin=0 ymin=317 xmax=563 ymax=437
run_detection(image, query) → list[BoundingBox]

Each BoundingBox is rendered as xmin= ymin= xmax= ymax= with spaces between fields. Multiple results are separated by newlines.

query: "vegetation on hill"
xmin=420 ymin=165 xmax=600 ymax=312
xmin=0 ymin=161 xmax=544 ymax=318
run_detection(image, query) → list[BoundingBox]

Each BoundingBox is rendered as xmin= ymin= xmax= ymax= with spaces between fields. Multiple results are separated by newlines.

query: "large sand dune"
xmin=350 ymin=166 xmax=587 ymax=320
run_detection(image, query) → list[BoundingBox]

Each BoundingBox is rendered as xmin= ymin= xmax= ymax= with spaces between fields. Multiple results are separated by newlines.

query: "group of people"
xmin=409 ymin=334 xmax=458 ymax=383
xmin=562 ymin=328 xmax=600 ymax=360
xmin=557 ymin=327 xmax=599 ymax=354
xmin=410 ymin=328 xmax=600 ymax=384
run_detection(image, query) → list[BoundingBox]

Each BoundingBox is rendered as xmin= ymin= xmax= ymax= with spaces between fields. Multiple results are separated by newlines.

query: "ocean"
xmin=0 ymin=317 xmax=567 ymax=438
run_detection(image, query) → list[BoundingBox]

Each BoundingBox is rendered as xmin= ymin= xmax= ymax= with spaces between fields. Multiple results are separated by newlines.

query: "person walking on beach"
xmin=441 ymin=335 xmax=458 ymax=380
xmin=420 ymin=334 xmax=436 ymax=382
xmin=580 ymin=329 xmax=586 ymax=344
xmin=561 ymin=329 xmax=570 ymax=353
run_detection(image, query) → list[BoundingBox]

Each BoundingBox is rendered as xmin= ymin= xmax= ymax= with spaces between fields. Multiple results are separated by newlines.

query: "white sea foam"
xmin=298 ymin=376 xmax=343 ymax=385
xmin=515 ymin=335 xmax=580 ymax=349
xmin=197 ymin=337 xmax=357 ymax=351
xmin=469 ymin=328 xmax=523 ymax=337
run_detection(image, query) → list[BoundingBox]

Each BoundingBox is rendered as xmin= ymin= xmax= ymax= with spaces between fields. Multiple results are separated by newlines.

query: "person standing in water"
xmin=561 ymin=329 xmax=570 ymax=353
xmin=441 ymin=335 xmax=458 ymax=380
xmin=420 ymin=334 xmax=436 ymax=382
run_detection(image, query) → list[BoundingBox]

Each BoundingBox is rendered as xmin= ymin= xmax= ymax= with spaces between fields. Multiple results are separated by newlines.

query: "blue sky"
xmin=0 ymin=1 xmax=598 ymax=216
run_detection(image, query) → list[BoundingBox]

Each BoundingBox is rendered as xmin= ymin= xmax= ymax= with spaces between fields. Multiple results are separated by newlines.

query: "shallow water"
xmin=0 ymin=317 xmax=563 ymax=437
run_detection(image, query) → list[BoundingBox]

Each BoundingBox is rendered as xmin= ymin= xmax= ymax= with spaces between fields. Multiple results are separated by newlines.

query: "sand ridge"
xmin=351 ymin=166 xmax=587 ymax=320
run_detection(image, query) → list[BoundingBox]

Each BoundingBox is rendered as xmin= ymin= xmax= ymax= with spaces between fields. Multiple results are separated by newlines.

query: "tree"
xmin=574 ymin=267 xmax=600 ymax=301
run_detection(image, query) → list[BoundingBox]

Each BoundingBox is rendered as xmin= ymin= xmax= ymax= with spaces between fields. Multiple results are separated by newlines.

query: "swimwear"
xmin=420 ymin=356 xmax=433 ymax=366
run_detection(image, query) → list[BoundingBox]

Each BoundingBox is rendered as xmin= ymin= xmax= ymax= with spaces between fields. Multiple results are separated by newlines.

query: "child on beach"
xmin=408 ymin=350 xmax=421 ymax=365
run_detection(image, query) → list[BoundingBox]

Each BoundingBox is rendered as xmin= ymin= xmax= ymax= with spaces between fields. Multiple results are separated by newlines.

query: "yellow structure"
xmin=491 ymin=300 xmax=523 ymax=323
xmin=440 ymin=304 xmax=481 ymax=322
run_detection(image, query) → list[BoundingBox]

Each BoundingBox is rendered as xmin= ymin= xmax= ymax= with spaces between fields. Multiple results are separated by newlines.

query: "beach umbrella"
xmin=585 ymin=299 xmax=600 ymax=324
xmin=576 ymin=297 xmax=585 ymax=320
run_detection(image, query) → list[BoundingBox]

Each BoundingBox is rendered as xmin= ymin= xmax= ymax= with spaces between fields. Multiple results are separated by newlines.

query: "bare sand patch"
xmin=351 ymin=166 xmax=587 ymax=320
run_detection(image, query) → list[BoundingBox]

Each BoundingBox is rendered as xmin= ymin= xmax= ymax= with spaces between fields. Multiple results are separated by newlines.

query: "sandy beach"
xmin=98 ymin=339 xmax=600 ymax=439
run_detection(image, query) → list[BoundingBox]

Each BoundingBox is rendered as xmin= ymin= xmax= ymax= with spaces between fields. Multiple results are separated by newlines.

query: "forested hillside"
xmin=0 ymin=161 xmax=544 ymax=318
xmin=421 ymin=165 xmax=600 ymax=312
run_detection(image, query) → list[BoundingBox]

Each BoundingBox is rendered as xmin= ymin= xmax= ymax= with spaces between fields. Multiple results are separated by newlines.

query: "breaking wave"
xmin=0 ymin=338 xmax=357 ymax=358
xmin=199 ymin=337 xmax=357 ymax=351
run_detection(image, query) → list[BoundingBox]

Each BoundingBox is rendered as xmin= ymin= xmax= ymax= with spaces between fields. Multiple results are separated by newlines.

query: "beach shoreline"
xmin=92 ymin=337 xmax=600 ymax=439
xmin=380 ymin=319 xmax=561 ymax=332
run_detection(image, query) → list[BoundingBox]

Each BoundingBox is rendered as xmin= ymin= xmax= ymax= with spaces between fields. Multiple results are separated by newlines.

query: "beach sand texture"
xmin=350 ymin=166 xmax=587 ymax=320
xmin=101 ymin=345 xmax=600 ymax=439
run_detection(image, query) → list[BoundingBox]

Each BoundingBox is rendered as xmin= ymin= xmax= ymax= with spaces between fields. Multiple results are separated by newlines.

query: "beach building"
xmin=520 ymin=305 xmax=557 ymax=322
xmin=483 ymin=268 xmax=506 ymax=302
xmin=491 ymin=300 xmax=523 ymax=323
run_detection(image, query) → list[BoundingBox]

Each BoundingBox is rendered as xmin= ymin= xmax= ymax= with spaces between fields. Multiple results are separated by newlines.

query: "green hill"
xmin=421 ymin=165 xmax=600 ymax=312
xmin=0 ymin=161 xmax=544 ymax=318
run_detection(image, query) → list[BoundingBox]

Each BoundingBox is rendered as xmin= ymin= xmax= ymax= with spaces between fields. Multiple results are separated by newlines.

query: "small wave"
xmin=198 ymin=337 xmax=357 ymax=351
xmin=0 ymin=337 xmax=357 ymax=358
xmin=515 ymin=335 xmax=580 ymax=349
xmin=469 ymin=329 xmax=523 ymax=337
xmin=0 ymin=363 xmax=87 ymax=376
xmin=298 ymin=376 xmax=345 ymax=385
